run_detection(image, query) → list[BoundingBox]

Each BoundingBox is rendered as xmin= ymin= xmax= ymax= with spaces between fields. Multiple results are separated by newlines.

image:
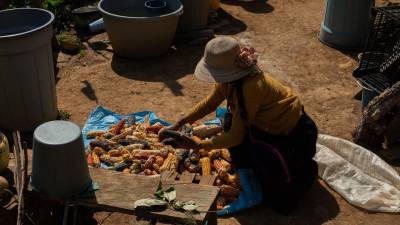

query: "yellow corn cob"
xmin=220 ymin=185 xmax=240 ymax=197
xmin=199 ymin=157 xmax=212 ymax=175
xmin=208 ymin=149 xmax=221 ymax=160
xmin=160 ymin=153 xmax=178 ymax=172
xmin=87 ymin=130 xmax=105 ymax=139
xmin=198 ymin=149 xmax=209 ymax=157
xmin=122 ymin=153 xmax=132 ymax=162
xmin=109 ymin=149 xmax=121 ymax=157
xmin=92 ymin=152 xmax=100 ymax=167
xmin=220 ymin=159 xmax=232 ymax=172
xmin=100 ymin=154 xmax=111 ymax=162
xmin=220 ymin=149 xmax=232 ymax=162
xmin=93 ymin=147 xmax=106 ymax=155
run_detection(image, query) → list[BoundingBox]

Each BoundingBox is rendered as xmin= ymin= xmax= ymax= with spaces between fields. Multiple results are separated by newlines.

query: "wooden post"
xmin=13 ymin=131 xmax=27 ymax=225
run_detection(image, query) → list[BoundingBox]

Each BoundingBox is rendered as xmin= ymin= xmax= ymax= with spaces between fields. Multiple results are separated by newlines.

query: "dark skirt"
xmin=229 ymin=111 xmax=318 ymax=214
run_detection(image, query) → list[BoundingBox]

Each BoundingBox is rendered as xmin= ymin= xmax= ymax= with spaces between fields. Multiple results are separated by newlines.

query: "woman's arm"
xmin=200 ymin=77 xmax=266 ymax=149
xmin=178 ymin=84 xmax=226 ymax=126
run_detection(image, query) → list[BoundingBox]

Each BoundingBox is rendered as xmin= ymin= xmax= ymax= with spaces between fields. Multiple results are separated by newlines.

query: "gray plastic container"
xmin=31 ymin=121 xmax=91 ymax=198
xmin=178 ymin=0 xmax=210 ymax=32
xmin=98 ymin=0 xmax=183 ymax=58
xmin=0 ymin=8 xmax=58 ymax=132
xmin=319 ymin=0 xmax=374 ymax=49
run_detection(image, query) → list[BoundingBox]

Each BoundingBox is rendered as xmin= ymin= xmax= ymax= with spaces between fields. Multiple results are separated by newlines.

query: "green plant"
xmin=79 ymin=49 xmax=87 ymax=57
xmin=43 ymin=0 xmax=73 ymax=32
xmin=57 ymin=109 xmax=71 ymax=120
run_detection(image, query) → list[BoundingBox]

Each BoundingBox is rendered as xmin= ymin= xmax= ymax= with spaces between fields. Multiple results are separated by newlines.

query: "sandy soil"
xmin=2 ymin=0 xmax=400 ymax=224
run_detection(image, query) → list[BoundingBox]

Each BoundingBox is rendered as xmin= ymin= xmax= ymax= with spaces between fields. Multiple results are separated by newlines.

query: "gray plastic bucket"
xmin=31 ymin=121 xmax=91 ymax=198
xmin=98 ymin=0 xmax=183 ymax=59
xmin=0 ymin=8 xmax=58 ymax=132
xmin=178 ymin=0 xmax=210 ymax=32
xmin=319 ymin=0 xmax=374 ymax=49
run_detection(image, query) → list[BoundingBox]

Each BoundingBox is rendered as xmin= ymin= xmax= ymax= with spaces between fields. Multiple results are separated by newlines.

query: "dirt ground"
xmin=11 ymin=0 xmax=400 ymax=224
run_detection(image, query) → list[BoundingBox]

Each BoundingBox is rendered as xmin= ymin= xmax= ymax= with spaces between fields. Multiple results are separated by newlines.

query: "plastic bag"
xmin=315 ymin=134 xmax=400 ymax=213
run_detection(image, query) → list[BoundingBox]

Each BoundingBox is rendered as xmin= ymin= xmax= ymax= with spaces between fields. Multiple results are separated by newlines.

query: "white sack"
xmin=315 ymin=134 xmax=400 ymax=213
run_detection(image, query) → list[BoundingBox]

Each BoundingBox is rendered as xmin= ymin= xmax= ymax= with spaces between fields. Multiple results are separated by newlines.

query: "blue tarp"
xmin=82 ymin=106 xmax=263 ymax=215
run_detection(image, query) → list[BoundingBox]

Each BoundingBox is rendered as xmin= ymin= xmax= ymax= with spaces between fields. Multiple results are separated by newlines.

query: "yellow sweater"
xmin=182 ymin=72 xmax=302 ymax=150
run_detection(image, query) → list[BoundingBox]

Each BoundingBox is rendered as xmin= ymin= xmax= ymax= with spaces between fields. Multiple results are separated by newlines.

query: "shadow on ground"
xmin=209 ymin=8 xmax=248 ymax=35
xmin=222 ymin=0 xmax=274 ymax=14
xmin=226 ymin=181 xmax=339 ymax=225
xmin=110 ymin=46 xmax=204 ymax=96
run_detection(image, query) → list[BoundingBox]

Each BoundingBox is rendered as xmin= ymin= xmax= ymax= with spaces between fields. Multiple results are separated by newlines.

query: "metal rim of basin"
xmin=98 ymin=0 xmax=183 ymax=20
xmin=0 ymin=8 xmax=54 ymax=39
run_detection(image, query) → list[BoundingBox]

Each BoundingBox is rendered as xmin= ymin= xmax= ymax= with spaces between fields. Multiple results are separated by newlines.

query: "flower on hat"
xmin=237 ymin=46 xmax=259 ymax=68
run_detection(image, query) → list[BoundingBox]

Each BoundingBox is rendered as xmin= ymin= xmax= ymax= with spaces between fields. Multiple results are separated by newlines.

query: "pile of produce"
xmin=86 ymin=117 xmax=241 ymax=210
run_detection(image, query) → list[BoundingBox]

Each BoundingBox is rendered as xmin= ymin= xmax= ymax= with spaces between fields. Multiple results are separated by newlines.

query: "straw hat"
xmin=194 ymin=36 xmax=255 ymax=83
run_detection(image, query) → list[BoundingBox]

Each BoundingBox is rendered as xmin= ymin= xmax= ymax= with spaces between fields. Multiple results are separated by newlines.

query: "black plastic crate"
xmin=353 ymin=6 xmax=400 ymax=93
xmin=354 ymin=6 xmax=400 ymax=77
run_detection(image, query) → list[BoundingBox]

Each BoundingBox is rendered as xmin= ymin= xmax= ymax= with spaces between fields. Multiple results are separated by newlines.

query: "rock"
xmin=57 ymin=32 xmax=82 ymax=53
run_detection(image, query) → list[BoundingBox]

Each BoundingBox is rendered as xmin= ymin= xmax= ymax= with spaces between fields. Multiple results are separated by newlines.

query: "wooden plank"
xmin=199 ymin=175 xmax=217 ymax=186
xmin=161 ymin=171 xmax=178 ymax=184
xmin=176 ymin=171 xmax=195 ymax=184
xmin=9 ymin=156 xmax=220 ymax=224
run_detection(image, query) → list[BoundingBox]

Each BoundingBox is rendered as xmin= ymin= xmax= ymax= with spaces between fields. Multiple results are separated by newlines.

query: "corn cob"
xmin=220 ymin=149 xmax=232 ymax=162
xmin=213 ymin=159 xmax=227 ymax=173
xmin=92 ymin=152 xmax=101 ymax=167
xmin=103 ymin=132 xmax=115 ymax=139
xmin=87 ymin=130 xmax=106 ymax=139
xmin=122 ymin=153 xmax=132 ymax=162
xmin=109 ymin=119 xmax=125 ymax=135
xmin=199 ymin=157 xmax=212 ymax=175
xmin=155 ymin=156 xmax=164 ymax=166
xmin=93 ymin=147 xmax=107 ymax=155
xmin=189 ymin=152 xmax=200 ymax=162
xmin=192 ymin=124 xmax=222 ymax=138
xmin=109 ymin=149 xmax=122 ymax=157
xmin=87 ymin=154 xmax=94 ymax=166
xmin=99 ymin=154 xmax=111 ymax=162
xmin=132 ymin=131 xmax=146 ymax=139
xmin=144 ymin=156 xmax=156 ymax=169
xmin=152 ymin=163 xmax=160 ymax=173
xmin=208 ymin=149 xmax=221 ymax=160
xmin=218 ymin=170 xmax=240 ymax=188
xmin=198 ymin=149 xmax=209 ymax=157
xmin=110 ymin=128 xmax=133 ymax=142
xmin=220 ymin=159 xmax=232 ymax=172
xmin=131 ymin=150 xmax=164 ymax=159
xmin=220 ymin=185 xmax=240 ymax=198
xmin=160 ymin=153 xmax=179 ymax=172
